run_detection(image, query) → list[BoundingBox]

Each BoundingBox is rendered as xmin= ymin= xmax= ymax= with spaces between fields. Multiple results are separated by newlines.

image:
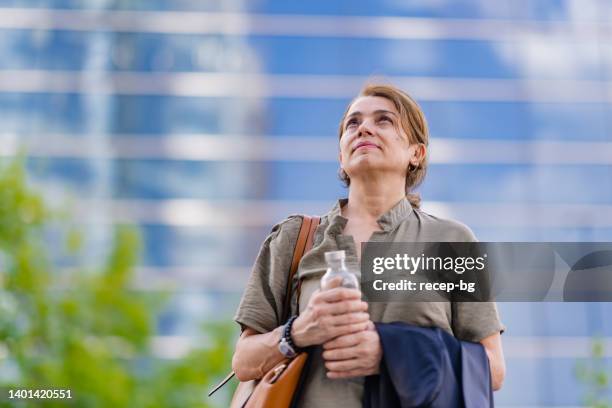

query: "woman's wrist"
xmin=278 ymin=316 xmax=301 ymax=358
xmin=290 ymin=315 xmax=308 ymax=348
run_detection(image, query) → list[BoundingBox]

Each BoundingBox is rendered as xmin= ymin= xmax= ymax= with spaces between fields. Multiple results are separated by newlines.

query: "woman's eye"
xmin=378 ymin=116 xmax=392 ymax=124
xmin=346 ymin=119 xmax=358 ymax=129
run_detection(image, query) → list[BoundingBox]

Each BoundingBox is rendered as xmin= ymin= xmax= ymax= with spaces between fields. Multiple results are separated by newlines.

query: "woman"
xmin=232 ymin=84 xmax=505 ymax=407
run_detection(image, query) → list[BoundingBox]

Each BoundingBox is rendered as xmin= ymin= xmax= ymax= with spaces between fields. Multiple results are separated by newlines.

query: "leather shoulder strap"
xmin=282 ymin=215 xmax=320 ymax=323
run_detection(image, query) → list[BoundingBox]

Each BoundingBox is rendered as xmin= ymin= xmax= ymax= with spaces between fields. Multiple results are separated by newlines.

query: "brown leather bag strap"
xmin=282 ymin=215 xmax=320 ymax=323
xmin=297 ymin=216 xmax=320 ymax=313
xmin=296 ymin=216 xmax=320 ymax=309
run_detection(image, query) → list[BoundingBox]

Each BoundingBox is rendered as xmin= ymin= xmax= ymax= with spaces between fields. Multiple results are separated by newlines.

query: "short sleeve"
xmin=451 ymin=302 xmax=506 ymax=342
xmin=447 ymin=219 xmax=505 ymax=342
xmin=234 ymin=216 xmax=302 ymax=334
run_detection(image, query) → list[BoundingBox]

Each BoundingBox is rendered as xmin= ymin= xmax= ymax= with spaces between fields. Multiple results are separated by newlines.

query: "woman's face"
xmin=339 ymin=95 xmax=422 ymax=182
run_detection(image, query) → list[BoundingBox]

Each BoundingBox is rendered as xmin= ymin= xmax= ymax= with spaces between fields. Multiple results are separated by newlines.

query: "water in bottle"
xmin=321 ymin=250 xmax=359 ymax=290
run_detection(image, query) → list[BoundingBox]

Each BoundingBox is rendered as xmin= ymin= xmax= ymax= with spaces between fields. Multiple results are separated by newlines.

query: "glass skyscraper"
xmin=1 ymin=1 xmax=611 ymax=405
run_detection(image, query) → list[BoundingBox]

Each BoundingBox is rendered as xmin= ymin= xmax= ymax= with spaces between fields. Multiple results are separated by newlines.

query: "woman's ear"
xmin=410 ymin=143 xmax=427 ymax=167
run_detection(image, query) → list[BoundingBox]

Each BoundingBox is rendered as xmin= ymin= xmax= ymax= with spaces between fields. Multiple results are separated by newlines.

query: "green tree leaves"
xmin=0 ymin=158 xmax=233 ymax=408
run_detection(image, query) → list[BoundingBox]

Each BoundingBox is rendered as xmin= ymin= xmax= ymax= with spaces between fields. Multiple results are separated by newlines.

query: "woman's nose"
xmin=357 ymin=119 xmax=374 ymax=136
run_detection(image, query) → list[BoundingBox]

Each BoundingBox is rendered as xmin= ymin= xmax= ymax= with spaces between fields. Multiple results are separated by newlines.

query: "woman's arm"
xmin=232 ymin=326 xmax=286 ymax=381
xmin=232 ymin=286 xmax=370 ymax=381
xmin=480 ymin=332 xmax=506 ymax=391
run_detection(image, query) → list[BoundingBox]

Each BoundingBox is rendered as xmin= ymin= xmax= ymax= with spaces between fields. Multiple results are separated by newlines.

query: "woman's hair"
xmin=337 ymin=83 xmax=429 ymax=208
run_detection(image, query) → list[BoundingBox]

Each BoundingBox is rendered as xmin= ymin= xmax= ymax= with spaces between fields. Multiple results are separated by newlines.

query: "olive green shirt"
xmin=235 ymin=197 xmax=504 ymax=408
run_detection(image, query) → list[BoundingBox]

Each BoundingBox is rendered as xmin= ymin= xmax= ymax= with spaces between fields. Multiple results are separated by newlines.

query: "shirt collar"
xmin=326 ymin=196 xmax=413 ymax=233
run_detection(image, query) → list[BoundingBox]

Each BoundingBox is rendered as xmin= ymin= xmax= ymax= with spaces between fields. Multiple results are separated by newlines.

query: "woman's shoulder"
xmin=412 ymin=207 xmax=477 ymax=242
xmin=270 ymin=214 xmax=304 ymax=233
xmin=263 ymin=215 xmax=306 ymax=247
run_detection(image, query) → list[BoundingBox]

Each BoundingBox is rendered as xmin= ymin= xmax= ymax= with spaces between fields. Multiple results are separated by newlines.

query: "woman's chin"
xmin=347 ymin=157 xmax=394 ymax=175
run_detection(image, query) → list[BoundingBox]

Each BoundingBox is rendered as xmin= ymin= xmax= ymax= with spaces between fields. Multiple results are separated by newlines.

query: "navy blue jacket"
xmin=363 ymin=322 xmax=493 ymax=408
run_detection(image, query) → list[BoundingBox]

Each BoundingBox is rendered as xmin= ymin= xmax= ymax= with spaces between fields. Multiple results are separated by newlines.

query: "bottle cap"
xmin=325 ymin=250 xmax=346 ymax=263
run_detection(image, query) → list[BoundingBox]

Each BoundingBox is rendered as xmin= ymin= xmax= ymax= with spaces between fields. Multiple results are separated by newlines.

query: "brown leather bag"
xmin=209 ymin=215 xmax=320 ymax=408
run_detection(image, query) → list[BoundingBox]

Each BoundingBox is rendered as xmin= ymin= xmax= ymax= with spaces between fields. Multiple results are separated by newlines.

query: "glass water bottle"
xmin=321 ymin=250 xmax=359 ymax=290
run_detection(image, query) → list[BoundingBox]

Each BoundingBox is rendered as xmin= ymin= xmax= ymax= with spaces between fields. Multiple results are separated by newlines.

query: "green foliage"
xmin=0 ymin=158 xmax=234 ymax=407
xmin=576 ymin=338 xmax=612 ymax=408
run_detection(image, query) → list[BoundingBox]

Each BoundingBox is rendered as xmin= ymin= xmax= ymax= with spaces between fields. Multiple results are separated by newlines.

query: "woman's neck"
xmin=343 ymin=177 xmax=406 ymax=222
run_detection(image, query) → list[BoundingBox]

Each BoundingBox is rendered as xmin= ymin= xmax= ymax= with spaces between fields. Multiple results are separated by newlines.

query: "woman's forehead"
xmin=347 ymin=96 xmax=397 ymax=116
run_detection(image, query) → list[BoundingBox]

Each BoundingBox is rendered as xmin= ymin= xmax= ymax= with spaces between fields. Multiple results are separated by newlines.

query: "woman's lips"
xmin=353 ymin=142 xmax=380 ymax=152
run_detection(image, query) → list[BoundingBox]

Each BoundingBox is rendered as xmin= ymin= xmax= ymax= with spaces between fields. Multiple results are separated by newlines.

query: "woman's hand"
xmin=481 ymin=332 xmax=506 ymax=391
xmin=291 ymin=280 xmax=369 ymax=348
xmin=322 ymin=320 xmax=382 ymax=378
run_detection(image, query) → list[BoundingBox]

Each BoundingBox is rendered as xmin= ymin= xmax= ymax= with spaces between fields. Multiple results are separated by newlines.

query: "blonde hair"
xmin=337 ymin=84 xmax=429 ymax=208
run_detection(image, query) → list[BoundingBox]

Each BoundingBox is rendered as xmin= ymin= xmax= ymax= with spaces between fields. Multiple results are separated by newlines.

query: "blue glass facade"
xmin=1 ymin=1 xmax=611 ymax=405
